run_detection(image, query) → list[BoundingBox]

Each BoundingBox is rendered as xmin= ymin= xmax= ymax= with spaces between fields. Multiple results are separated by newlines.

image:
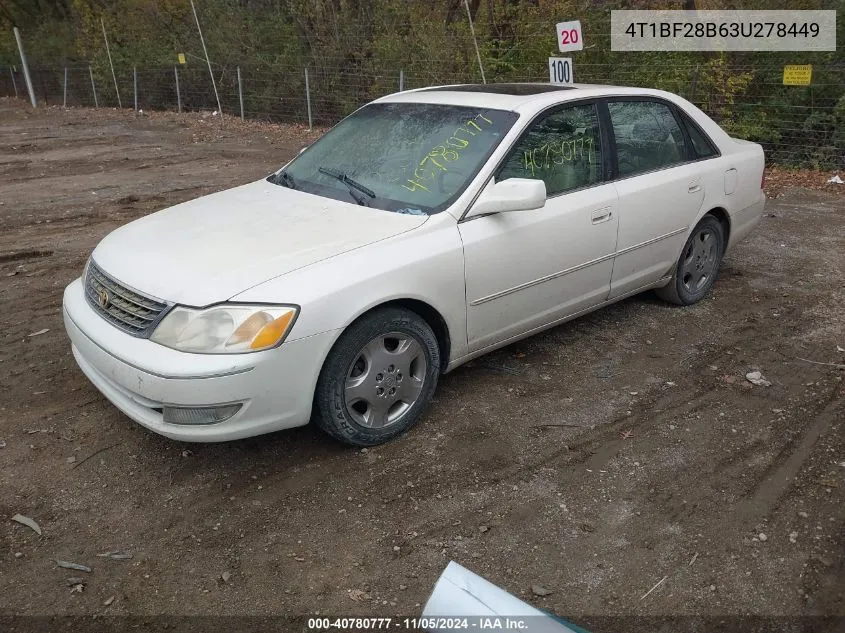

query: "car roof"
xmin=374 ymin=83 xmax=684 ymax=115
xmin=420 ymin=83 xmax=577 ymax=96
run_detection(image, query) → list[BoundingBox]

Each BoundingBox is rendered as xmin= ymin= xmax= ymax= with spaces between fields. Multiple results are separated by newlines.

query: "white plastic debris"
xmin=746 ymin=371 xmax=772 ymax=387
xmin=422 ymin=561 xmax=579 ymax=632
xmin=828 ymin=175 xmax=844 ymax=184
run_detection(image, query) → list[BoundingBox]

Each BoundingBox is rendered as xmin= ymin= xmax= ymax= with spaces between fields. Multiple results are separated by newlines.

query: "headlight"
xmin=150 ymin=304 xmax=298 ymax=354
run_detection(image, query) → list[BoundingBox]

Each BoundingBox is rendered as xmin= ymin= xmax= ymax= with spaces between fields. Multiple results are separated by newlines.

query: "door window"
xmin=498 ymin=103 xmax=603 ymax=196
xmin=608 ymin=101 xmax=688 ymax=177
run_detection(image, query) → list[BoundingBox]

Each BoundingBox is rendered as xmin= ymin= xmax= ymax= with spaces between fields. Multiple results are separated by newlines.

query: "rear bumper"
xmin=63 ymin=277 xmax=339 ymax=442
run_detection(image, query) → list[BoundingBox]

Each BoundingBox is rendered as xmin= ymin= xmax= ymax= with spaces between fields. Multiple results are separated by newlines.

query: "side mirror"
xmin=465 ymin=178 xmax=546 ymax=219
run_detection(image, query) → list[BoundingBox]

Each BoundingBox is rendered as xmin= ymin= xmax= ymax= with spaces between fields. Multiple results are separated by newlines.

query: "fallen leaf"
xmin=96 ymin=551 xmax=132 ymax=560
xmin=54 ymin=560 xmax=92 ymax=573
xmin=11 ymin=514 xmax=42 ymax=535
xmin=348 ymin=589 xmax=371 ymax=602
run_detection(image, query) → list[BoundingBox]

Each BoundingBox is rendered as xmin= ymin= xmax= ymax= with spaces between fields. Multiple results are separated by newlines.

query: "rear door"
xmin=605 ymin=98 xmax=706 ymax=298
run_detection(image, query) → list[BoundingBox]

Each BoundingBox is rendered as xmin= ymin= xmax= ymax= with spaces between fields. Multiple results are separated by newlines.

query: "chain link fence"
xmin=2 ymin=57 xmax=842 ymax=168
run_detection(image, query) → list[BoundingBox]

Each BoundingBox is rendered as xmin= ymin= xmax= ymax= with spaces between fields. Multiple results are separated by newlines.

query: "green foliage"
xmin=0 ymin=0 xmax=842 ymax=167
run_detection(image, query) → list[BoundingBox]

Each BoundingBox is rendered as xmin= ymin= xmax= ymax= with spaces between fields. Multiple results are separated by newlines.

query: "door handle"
xmin=688 ymin=181 xmax=702 ymax=193
xmin=591 ymin=207 xmax=613 ymax=224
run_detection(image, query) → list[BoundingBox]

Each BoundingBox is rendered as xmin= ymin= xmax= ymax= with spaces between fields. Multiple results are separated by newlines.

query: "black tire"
xmin=313 ymin=307 xmax=440 ymax=446
xmin=656 ymin=215 xmax=726 ymax=305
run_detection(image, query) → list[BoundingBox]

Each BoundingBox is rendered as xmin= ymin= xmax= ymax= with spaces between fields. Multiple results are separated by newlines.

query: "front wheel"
xmin=656 ymin=215 xmax=725 ymax=305
xmin=313 ymin=307 xmax=440 ymax=446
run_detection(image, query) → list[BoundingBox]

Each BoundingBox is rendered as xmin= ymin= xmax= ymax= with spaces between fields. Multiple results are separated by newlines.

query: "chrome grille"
xmin=84 ymin=261 xmax=169 ymax=337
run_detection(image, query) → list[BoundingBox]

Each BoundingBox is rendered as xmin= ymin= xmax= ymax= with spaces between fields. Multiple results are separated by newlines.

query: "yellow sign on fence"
xmin=177 ymin=53 xmax=186 ymax=65
xmin=783 ymin=65 xmax=812 ymax=86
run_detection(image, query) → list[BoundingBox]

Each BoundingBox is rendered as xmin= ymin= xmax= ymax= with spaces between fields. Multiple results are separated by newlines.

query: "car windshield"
xmin=273 ymin=102 xmax=519 ymax=214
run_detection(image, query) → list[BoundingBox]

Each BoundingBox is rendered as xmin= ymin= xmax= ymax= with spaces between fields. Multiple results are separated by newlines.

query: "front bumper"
xmin=63 ymin=278 xmax=339 ymax=442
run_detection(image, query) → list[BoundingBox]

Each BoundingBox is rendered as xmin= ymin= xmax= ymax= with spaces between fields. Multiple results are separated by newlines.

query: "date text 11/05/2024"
xmin=307 ymin=616 xmax=535 ymax=630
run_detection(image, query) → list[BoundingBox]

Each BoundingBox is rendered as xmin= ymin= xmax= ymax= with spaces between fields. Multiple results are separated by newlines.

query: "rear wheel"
xmin=656 ymin=215 xmax=725 ymax=305
xmin=313 ymin=307 xmax=440 ymax=446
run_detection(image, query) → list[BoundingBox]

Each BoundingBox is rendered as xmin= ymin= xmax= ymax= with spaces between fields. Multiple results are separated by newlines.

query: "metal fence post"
xmin=10 ymin=66 xmax=18 ymax=98
xmin=399 ymin=69 xmax=404 ymax=92
xmin=237 ymin=66 xmax=244 ymax=120
xmin=63 ymin=66 xmax=68 ymax=107
xmin=12 ymin=27 xmax=37 ymax=107
xmin=101 ymin=18 xmax=122 ymax=108
xmin=89 ymin=65 xmax=99 ymax=108
xmin=190 ymin=0 xmax=222 ymax=115
xmin=133 ymin=66 xmax=138 ymax=112
xmin=689 ymin=65 xmax=700 ymax=103
xmin=174 ymin=66 xmax=182 ymax=113
xmin=39 ymin=73 xmax=49 ymax=106
xmin=463 ymin=0 xmax=486 ymax=84
xmin=304 ymin=67 xmax=313 ymax=131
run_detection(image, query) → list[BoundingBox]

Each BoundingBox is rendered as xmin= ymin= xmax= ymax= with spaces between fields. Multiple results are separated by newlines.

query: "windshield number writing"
xmin=402 ymin=114 xmax=494 ymax=192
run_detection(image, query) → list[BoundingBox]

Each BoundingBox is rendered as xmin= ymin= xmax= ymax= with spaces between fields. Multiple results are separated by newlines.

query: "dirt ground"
xmin=1 ymin=99 xmax=843 ymax=629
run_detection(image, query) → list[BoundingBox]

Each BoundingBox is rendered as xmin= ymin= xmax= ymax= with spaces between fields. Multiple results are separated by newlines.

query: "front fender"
xmin=232 ymin=214 xmax=469 ymax=365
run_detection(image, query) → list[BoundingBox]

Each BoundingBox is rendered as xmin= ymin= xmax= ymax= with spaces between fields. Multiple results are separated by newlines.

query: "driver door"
xmin=458 ymin=101 xmax=619 ymax=352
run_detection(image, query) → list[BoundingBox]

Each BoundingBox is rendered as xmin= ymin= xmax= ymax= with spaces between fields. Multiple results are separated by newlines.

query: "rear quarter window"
xmin=680 ymin=112 xmax=720 ymax=159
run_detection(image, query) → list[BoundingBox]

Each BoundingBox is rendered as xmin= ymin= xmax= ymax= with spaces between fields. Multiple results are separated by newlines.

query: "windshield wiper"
xmin=318 ymin=167 xmax=375 ymax=206
xmin=272 ymin=170 xmax=299 ymax=190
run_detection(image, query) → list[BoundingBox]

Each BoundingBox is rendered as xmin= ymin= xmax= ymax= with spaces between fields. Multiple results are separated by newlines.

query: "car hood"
xmin=92 ymin=179 xmax=428 ymax=306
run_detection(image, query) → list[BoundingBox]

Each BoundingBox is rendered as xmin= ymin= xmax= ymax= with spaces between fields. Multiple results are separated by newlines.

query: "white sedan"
xmin=62 ymin=83 xmax=765 ymax=445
